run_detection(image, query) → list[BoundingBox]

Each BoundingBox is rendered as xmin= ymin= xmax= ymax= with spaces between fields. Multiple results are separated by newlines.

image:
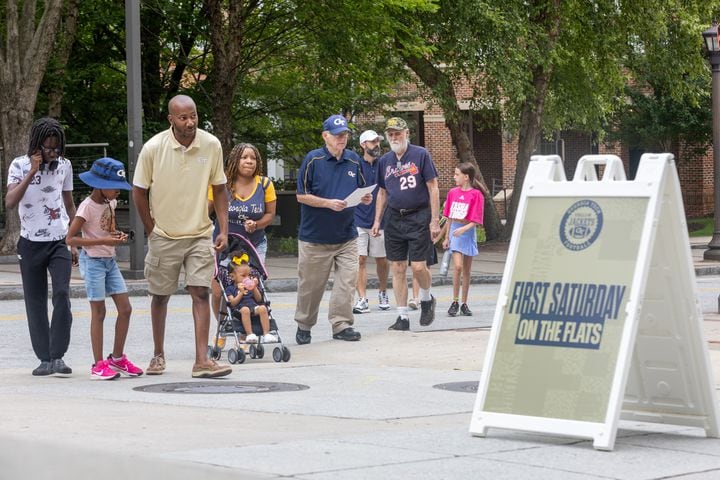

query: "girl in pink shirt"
xmin=441 ymin=163 xmax=485 ymax=317
xmin=66 ymin=158 xmax=143 ymax=380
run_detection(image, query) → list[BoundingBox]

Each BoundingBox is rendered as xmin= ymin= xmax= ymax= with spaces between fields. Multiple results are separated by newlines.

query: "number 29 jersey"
xmin=376 ymin=144 xmax=438 ymax=211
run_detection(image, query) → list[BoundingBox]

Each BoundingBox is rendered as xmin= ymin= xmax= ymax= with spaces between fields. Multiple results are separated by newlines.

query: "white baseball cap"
xmin=359 ymin=130 xmax=384 ymax=144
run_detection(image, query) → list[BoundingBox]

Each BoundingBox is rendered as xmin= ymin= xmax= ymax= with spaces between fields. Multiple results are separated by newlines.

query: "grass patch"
xmin=267 ymin=234 xmax=298 ymax=256
xmin=477 ymin=225 xmax=486 ymax=244
xmin=687 ymin=216 xmax=714 ymax=237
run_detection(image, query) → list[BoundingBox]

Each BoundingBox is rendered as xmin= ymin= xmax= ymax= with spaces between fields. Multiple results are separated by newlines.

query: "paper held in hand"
xmin=343 ymin=184 xmax=377 ymax=208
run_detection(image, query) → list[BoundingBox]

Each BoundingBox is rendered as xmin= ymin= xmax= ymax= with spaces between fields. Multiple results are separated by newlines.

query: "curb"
xmin=0 ymin=266 xmax=717 ymax=301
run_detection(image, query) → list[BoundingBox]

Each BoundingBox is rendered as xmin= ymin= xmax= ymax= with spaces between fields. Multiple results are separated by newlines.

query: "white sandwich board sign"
xmin=470 ymin=153 xmax=720 ymax=451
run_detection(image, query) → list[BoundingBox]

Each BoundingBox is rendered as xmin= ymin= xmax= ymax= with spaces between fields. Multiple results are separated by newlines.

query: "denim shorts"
xmin=79 ymin=250 xmax=128 ymax=301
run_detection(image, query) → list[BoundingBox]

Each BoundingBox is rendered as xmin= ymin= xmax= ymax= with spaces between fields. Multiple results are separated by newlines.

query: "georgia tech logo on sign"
xmin=559 ymin=199 xmax=603 ymax=251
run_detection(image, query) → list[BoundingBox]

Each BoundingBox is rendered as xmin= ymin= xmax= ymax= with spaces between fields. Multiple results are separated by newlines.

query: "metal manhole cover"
xmin=133 ymin=381 xmax=309 ymax=394
xmin=433 ymin=381 xmax=478 ymax=393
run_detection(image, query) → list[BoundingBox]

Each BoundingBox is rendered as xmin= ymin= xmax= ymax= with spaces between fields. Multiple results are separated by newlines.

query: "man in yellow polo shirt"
xmin=132 ymin=94 xmax=232 ymax=378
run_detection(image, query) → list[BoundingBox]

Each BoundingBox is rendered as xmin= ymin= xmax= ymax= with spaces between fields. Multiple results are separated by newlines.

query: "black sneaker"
xmin=32 ymin=361 xmax=53 ymax=376
xmin=388 ymin=316 xmax=410 ymax=331
xmin=332 ymin=328 xmax=361 ymax=341
xmin=296 ymin=327 xmax=312 ymax=345
xmin=460 ymin=303 xmax=472 ymax=316
xmin=51 ymin=358 xmax=72 ymax=376
xmin=448 ymin=301 xmax=459 ymax=317
xmin=419 ymin=295 xmax=436 ymax=326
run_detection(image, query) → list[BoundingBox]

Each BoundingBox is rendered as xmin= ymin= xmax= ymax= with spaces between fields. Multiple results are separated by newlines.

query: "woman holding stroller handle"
xmin=209 ymin=143 xmax=277 ymax=319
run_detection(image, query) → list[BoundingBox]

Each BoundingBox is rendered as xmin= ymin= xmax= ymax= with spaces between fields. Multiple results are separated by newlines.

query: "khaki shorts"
xmin=356 ymin=227 xmax=386 ymax=258
xmin=144 ymin=232 xmax=215 ymax=296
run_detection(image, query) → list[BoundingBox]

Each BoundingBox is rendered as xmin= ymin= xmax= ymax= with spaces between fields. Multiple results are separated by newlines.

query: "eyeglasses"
xmin=40 ymin=145 xmax=62 ymax=155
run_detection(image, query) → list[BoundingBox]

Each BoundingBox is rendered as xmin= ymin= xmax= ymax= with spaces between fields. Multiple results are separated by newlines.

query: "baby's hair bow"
xmin=232 ymin=253 xmax=249 ymax=265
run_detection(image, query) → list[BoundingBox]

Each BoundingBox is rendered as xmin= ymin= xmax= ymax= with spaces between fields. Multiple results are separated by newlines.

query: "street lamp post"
xmin=703 ymin=22 xmax=720 ymax=261
xmin=124 ymin=0 xmax=145 ymax=278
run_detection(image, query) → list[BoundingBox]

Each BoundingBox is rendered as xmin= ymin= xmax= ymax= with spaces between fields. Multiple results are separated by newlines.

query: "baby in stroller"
xmin=209 ymin=233 xmax=290 ymax=364
xmin=225 ymin=254 xmax=277 ymax=344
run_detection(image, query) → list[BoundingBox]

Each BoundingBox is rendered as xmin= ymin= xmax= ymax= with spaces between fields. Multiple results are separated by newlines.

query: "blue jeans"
xmin=254 ymin=237 xmax=268 ymax=263
xmin=79 ymin=250 xmax=127 ymax=301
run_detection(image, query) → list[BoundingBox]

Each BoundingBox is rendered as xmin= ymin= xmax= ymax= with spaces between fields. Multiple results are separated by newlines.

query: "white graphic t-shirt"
xmin=7 ymin=155 xmax=74 ymax=241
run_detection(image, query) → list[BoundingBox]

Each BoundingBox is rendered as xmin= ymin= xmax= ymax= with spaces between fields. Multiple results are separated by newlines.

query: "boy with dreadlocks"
xmin=6 ymin=117 xmax=78 ymax=377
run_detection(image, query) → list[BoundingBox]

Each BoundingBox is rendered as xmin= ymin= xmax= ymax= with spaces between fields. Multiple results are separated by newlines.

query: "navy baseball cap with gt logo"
xmin=323 ymin=114 xmax=351 ymax=135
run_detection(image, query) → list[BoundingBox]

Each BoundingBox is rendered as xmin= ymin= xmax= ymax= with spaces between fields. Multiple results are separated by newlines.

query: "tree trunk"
xmin=0 ymin=0 xmax=65 ymax=254
xmin=501 ymin=69 xmax=550 ymax=241
xmin=500 ymin=0 xmax=561 ymax=242
xmin=205 ymin=0 xmax=253 ymax=156
xmin=0 ymin=110 xmax=33 ymax=254
xmin=401 ymin=51 xmax=505 ymax=241
xmin=48 ymin=0 xmax=80 ymax=118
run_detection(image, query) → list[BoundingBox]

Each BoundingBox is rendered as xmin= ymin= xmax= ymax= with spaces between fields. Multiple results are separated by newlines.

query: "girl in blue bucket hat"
xmin=66 ymin=157 xmax=143 ymax=380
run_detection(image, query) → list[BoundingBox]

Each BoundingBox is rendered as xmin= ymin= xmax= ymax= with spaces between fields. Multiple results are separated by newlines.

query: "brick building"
xmin=361 ymin=80 xmax=715 ymax=219
xmin=269 ymin=79 xmax=715 ymax=223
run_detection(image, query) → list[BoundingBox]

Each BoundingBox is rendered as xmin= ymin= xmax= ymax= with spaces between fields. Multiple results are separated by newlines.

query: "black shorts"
xmin=384 ymin=206 xmax=433 ymax=262
xmin=409 ymin=241 xmax=437 ymax=266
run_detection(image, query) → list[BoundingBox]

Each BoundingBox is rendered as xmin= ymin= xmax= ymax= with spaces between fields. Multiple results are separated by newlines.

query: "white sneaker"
xmin=378 ymin=291 xmax=390 ymax=310
xmin=408 ymin=298 xmax=419 ymax=310
xmin=353 ymin=298 xmax=369 ymax=314
xmin=245 ymin=333 xmax=259 ymax=343
xmin=261 ymin=332 xmax=278 ymax=343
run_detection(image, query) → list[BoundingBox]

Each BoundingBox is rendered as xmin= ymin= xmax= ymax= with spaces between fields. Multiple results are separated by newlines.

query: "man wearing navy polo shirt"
xmin=294 ymin=114 xmax=373 ymax=344
xmin=352 ymin=130 xmax=390 ymax=314
xmin=371 ymin=117 xmax=440 ymax=331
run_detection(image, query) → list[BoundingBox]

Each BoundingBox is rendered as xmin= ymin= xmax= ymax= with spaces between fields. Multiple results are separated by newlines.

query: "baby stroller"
xmin=208 ymin=232 xmax=291 ymax=364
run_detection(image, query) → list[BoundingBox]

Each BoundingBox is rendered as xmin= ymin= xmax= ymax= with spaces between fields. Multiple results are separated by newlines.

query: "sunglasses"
xmin=40 ymin=145 xmax=62 ymax=155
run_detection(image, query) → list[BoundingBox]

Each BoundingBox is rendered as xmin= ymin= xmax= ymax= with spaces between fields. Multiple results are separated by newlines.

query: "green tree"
xmin=486 ymin=1 xmax=713 ymax=239
xmin=0 ymin=0 xmax=66 ymax=254
xmin=395 ymin=1 xmax=715 ymax=242
xmin=386 ymin=0 xmax=529 ymax=240
xmin=609 ymin=6 xmax=713 ymax=155
xmin=202 ymin=0 xmax=436 ymax=160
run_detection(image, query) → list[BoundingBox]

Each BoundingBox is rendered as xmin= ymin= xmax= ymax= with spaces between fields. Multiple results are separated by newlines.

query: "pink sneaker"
xmin=107 ymin=354 xmax=144 ymax=377
xmin=91 ymin=360 xmax=120 ymax=380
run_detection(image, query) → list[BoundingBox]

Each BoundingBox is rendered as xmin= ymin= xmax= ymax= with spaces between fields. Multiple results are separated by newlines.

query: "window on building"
xmin=389 ymin=111 xmax=424 ymax=146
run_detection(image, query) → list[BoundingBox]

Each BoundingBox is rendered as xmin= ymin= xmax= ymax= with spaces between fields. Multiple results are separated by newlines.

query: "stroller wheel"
xmin=272 ymin=347 xmax=282 ymax=362
xmin=208 ymin=345 xmax=222 ymax=361
xmin=249 ymin=345 xmax=257 ymax=359
xmin=227 ymin=348 xmax=238 ymax=364
xmin=237 ymin=347 xmax=246 ymax=364
xmin=282 ymin=346 xmax=291 ymax=363
xmin=256 ymin=344 xmax=265 ymax=359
